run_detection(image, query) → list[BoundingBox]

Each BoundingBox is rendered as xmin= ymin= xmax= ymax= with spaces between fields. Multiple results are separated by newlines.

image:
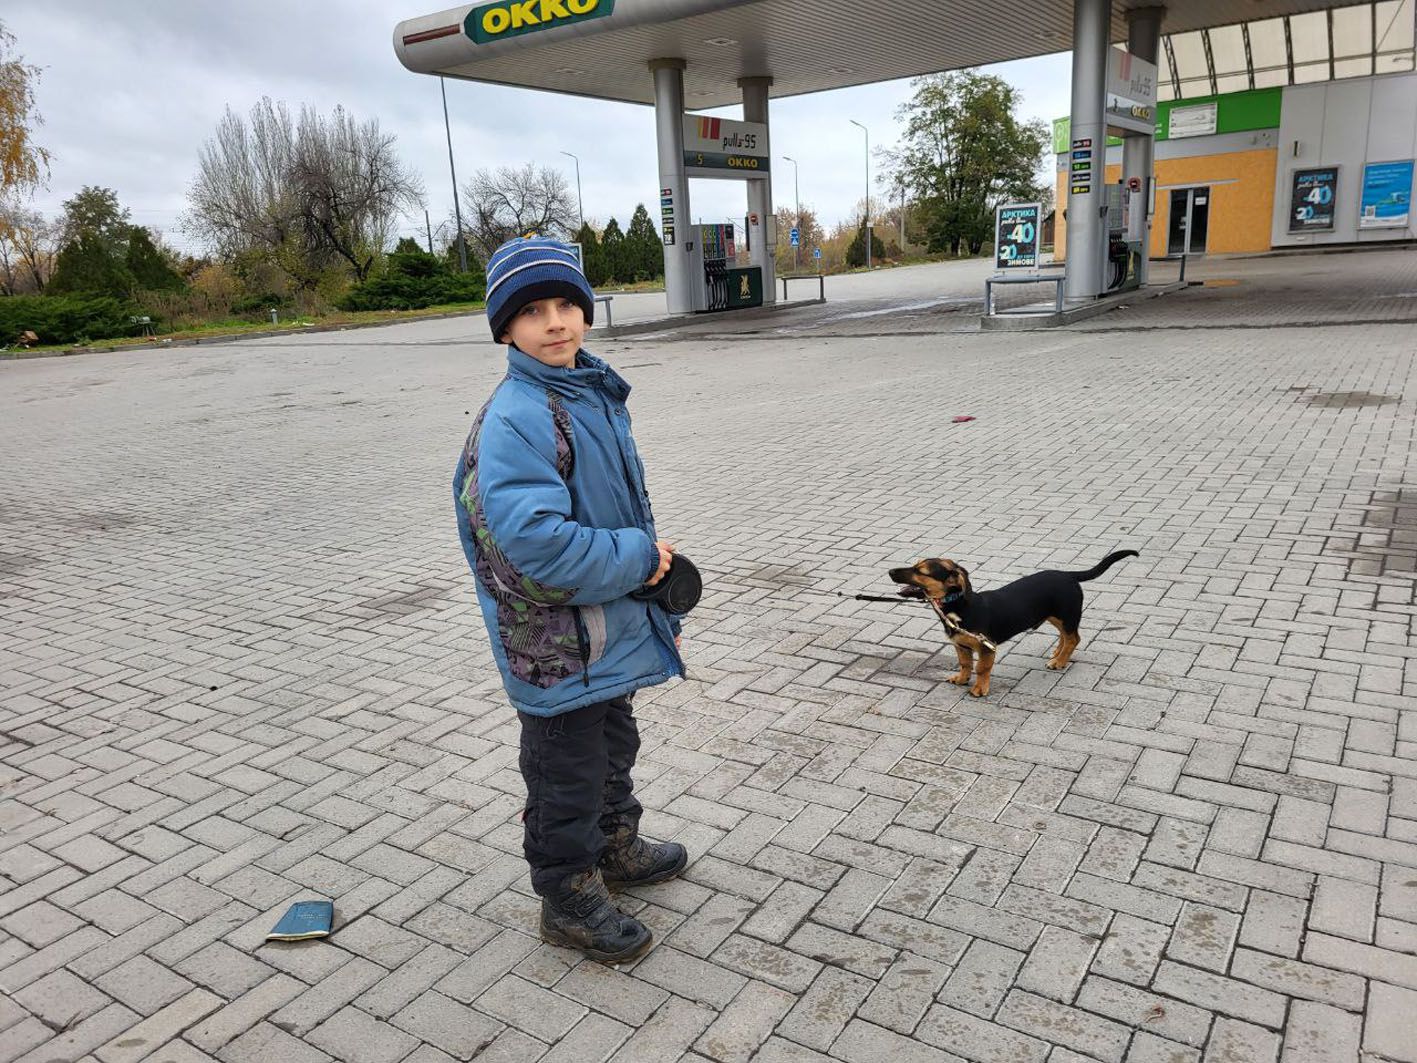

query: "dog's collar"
xmin=935 ymin=590 xmax=965 ymax=606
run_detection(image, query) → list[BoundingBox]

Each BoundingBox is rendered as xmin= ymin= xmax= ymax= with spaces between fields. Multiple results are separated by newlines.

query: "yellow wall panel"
xmin=1054 ymin=148 xmax=1277 ymax=261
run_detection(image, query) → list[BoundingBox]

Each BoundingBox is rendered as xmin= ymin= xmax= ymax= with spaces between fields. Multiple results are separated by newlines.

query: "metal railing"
xmin=780 ymin=273 xmax=826 ymax=303
xmin=593 ymin=294 xmax=614 ymax=328
xmin=983 ymin=274 xmax=1065 ymax=316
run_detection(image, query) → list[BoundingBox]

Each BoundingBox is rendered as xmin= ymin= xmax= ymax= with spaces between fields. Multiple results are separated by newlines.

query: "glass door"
xmin=1188 ymin=188 xmax=1210 ymax=253
xmin=1167 ymin=187 xmax=1211 ymax=255
xmin=1167 ymin=190 xmax=1189 ymax=255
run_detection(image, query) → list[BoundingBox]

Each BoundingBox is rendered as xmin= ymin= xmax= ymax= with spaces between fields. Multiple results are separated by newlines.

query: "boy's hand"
xmin=646 ymin=540 xmax=674 ymax=586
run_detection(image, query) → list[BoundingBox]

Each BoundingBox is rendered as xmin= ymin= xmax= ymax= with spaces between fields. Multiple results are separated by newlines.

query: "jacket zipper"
xmin=572 ymin=606 xmax=591 ymax=687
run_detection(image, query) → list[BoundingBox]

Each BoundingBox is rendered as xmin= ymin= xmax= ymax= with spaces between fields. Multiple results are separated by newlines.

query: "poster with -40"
xmin=995 ymin=202 xmax=1043 ymax=270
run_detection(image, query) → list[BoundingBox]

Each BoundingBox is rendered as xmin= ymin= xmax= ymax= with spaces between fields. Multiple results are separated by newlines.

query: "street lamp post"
xmin=782 ymin=154 xmax=800 ymax=272
xmin=899 ymin=179 xmax=906 ymax=250
xmin=849 ymin=119 xmax=870 ymax=270
xmin=560 ymin=150 xmax=584 ymax=230
xmin=440 ymin=77 xmax=468 ymax=273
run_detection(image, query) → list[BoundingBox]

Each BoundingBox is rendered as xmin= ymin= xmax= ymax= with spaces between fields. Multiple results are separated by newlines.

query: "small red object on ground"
xmin=952 ymin=415 xmax=975 ymax=423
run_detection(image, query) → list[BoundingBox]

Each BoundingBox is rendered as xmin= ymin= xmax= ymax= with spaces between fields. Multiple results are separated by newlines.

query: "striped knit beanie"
xmin=484 ymin=236 xmax=595 ymax=342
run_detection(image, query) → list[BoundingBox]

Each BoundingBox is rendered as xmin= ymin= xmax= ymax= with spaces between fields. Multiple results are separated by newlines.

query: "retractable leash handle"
xmin=631 ymin=552 xmax=703 ymax=615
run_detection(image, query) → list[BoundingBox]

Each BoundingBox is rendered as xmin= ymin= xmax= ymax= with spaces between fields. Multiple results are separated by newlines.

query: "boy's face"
xmin=500 ymin=296 xmax=585 ymax=367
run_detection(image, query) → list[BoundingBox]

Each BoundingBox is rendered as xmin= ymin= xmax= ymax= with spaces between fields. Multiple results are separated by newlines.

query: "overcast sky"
xmin=7 ymin=1 xmax=1072 ymax=257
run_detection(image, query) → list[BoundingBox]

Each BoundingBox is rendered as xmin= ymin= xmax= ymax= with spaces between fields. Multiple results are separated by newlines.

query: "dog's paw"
xmin=969 ymin=684 xmax=989 ymax=698
xmin=949 ymin=673 xmax=971 ymax=686
xmin=1046 ymin=660 xmax=1065 ymax=670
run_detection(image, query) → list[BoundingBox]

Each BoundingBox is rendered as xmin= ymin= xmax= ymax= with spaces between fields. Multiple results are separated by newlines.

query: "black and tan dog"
xmin=887 ymin=550 xmax=1138 ymax=698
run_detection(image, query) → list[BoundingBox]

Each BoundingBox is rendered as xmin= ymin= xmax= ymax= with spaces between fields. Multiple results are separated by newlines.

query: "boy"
xmin=453 ymin=236 xmax=688 ymax=963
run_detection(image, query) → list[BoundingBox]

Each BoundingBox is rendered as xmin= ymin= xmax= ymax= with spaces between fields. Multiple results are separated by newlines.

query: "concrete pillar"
xmin=739 ymin=76 xmax=777 ymax=303
xmin=651 ymin=58 xmax=694 ymax=315
xmin=1064 ymin=0 xmax=1111 ymax=301
xmin=1123 ymin=5 xmax=1165 ymax=284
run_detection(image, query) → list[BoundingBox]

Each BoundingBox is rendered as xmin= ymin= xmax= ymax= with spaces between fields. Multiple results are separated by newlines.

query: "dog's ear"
xmin=958 ymin=565 xmax=973 ymax=594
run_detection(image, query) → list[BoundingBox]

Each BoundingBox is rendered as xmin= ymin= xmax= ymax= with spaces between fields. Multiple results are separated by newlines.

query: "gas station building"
xmin=1054 ymin=4 xmax=1417 ymax=261
xmin=393 ymin=0 xmax=1417 ymax=313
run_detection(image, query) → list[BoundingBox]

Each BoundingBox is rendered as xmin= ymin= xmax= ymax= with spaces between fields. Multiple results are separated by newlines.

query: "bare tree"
xmin=185 ymin=99 xmax=302 ymax=275
xmin=463 ymin=164 xmax=576 ymax=260
xmin=184 ymin=97 xmax=424 ymax=285
xmin=289 ymin=106 xmax=424 ymax=281
xmin=0 ymin=201 xmax=58 ymax=293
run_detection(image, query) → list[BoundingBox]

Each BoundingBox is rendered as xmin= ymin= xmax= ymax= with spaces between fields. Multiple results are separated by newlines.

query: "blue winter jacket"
xmin=453 ymin=346 xmax=684 ymax=716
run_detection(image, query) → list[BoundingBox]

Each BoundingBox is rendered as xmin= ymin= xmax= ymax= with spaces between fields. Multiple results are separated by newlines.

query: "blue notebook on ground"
xmin=266 ymin=901 xmax=334 ymax=942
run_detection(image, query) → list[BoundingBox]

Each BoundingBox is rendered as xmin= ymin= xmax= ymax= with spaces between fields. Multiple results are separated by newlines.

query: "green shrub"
xmin=0 ymin=294 xmax=151 ymax=346
xmin=338 ymin=248 xmax=485 ymax=311
xmin=230 ymin=292 xmax=287 ymax=315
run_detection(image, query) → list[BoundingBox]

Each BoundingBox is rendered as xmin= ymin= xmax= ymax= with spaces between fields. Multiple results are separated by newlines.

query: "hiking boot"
xmin=539 ymin=868 xmax=652 ymax=963
xmin=600 ymin=829 xmax=688 ymax=888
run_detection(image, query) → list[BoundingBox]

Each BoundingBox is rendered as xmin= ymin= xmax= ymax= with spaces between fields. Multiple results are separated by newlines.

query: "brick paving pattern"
xmin=2 ymin=247 xmax=1415 ymax=1062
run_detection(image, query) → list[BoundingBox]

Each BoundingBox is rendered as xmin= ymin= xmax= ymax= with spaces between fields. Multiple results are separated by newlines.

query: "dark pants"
xmin=518 ymin=694 xmax=642 ymax=897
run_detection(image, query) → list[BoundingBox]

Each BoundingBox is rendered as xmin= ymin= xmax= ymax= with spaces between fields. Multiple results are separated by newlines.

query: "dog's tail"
xmin=1070 ymin=550 xmax=1139 ymax=583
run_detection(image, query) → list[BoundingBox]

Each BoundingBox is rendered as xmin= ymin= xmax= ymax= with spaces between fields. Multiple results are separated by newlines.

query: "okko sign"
xmin=1289 ymin=167 xmax=1338 ymax=232
xmin=1104 ymin=47 xmax=1158 ymax=135
xmin=683 ymin=116 xmax=770 ymax=179
xmin=995 ymin=202 xmax=1042 ymax=270
xmin=465 ymin=0 xmax=612 ymax=43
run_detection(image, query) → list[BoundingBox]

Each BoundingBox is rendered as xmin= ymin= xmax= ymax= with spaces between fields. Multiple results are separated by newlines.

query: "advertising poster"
xmin=1359 ymin=160 xmax=1413 ymax=229
xmin=1289 ymin=167 xmax=1338 ymax=232
xmin=995 ymin=202 xmax=1042 ymax=269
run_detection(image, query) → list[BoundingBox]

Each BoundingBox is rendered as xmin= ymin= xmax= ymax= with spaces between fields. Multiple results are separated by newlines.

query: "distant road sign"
xmin=813 ymin=247 xmax=821 ymax=259
xmin=789 ymin=227 xmax=800 ymax=246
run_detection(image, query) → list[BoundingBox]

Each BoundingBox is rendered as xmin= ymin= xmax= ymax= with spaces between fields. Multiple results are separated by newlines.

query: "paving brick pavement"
xmin=2 ymin=248 xmax=1415 ymax=1062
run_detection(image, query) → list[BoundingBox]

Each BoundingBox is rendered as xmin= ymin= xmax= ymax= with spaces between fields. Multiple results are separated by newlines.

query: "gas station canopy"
xmin=394 ymin=0 xmax=1380 ymax=108
xmin=1159 ymin=0 xmax=1415 ymax=98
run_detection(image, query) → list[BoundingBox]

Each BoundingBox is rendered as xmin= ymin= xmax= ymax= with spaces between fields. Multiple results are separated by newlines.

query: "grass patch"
xmin=11 ymin=300 xmax=488 ymax=354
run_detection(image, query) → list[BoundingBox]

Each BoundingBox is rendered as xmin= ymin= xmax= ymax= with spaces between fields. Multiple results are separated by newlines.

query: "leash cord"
xmin=835 ymin=591 xmax=996 ymax=653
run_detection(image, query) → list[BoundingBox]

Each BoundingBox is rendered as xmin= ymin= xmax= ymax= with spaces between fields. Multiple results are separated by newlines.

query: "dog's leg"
xmin=1053 ymin=628 xmax=1081 ymax=669
xmin=1045 ymin=618 xmax=1068 ymax=669
xmin=970 ymin=648 xmax=995 ymax=697
xmin=949 ymin=641 xmax=973 ymax=686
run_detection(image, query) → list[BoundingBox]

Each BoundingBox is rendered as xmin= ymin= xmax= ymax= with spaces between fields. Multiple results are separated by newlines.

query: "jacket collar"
xmin=506 ymin=345 xmax=631 ymax=402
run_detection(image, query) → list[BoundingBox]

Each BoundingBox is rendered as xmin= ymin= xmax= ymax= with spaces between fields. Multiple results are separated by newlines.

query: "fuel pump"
xmin=685 ymin=223 xmax=735 ymax=311
xmin=1102 ymin=180 xmax=1145 ymax=292
xmin=684 ymin=222 xmax=764 ymax=312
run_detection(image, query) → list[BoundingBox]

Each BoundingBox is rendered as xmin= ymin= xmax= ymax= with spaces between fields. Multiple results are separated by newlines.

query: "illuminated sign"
xmin=1105 ymin=47 xmax=1158 ymax=136
xmin=465 ymin=0 xmax=612 ymax=44
xmin=683 ymin=115 xmax=770 ymax=179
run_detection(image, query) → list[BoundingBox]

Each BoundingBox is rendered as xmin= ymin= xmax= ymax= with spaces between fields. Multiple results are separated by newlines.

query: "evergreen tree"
xmin=125 ymin=226 xmax=184 ymax=291
xmin=574 ymin=222 xmax=607 ymax=287
xmin=339 ymin=241 xmax=484 ymax=310
xmin=624 ymin=204 xmax=663 ymax=280
xmin=845 ymin=223 xmax=885 ymax=269
xmin=47 ymin=234 xmax=134 ymax=297
xmin=599 ymin=217 xmax=626 ymax=284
